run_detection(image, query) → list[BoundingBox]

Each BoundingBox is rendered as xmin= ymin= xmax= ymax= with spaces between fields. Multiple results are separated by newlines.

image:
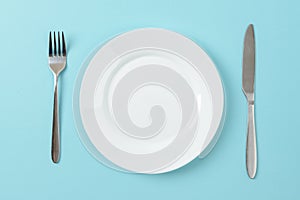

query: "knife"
xmin=242 ymin=24 xmax=257 ymax=179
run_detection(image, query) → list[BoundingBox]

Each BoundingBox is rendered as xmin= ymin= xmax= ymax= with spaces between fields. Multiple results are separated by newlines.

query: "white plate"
xmin=73 ymin=28 xmax=225 ymax=173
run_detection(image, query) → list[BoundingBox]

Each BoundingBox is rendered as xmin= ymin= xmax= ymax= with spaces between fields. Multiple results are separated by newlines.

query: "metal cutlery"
xmin=242 ymin=24 xmax=257 ymax=179
xmin=48 ymin=31 xmax=67 ymax=163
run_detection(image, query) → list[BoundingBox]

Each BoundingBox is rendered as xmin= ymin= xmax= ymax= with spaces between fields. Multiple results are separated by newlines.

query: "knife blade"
xmin=242 ymin=24 xmax=257 ymax=179
xmin=242 ymin=24 xmax=255 ymax=99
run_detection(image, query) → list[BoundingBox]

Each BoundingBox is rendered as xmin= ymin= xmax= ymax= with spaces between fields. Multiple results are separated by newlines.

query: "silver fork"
xmin=48 ymin=31 xmax=67 ymax=163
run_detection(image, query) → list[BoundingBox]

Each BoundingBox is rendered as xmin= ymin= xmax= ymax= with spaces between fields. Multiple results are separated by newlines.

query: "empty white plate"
xmin=73 ymin=28 xmax=225 ymax=174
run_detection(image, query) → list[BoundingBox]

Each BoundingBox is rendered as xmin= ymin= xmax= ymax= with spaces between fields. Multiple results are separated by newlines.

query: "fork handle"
xmin=51 ymin=75 xmax=60 ymax=163
xmin=246 ymin=103 xmax=257 ymax=178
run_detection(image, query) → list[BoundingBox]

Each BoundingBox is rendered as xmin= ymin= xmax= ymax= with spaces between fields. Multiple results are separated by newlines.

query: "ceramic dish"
xmin=73 ymin=28 xmax=225 ymax=173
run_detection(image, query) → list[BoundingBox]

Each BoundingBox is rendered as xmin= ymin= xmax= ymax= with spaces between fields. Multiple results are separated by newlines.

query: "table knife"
xmin=242 ymin=24 xmax=257 ymax=179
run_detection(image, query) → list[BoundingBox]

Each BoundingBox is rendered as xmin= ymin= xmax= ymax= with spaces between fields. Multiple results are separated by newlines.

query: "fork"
xmin=48 ymin=31 xmax=67 ymax=163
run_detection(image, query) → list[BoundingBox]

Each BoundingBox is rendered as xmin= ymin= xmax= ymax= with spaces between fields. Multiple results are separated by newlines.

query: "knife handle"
xmin=246 ymin=103 xmax=257 ymax=178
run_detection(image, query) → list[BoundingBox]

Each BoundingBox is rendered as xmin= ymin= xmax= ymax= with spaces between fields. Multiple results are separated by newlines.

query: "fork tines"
xmin=49 ymin=31 xmax=66 ymax=57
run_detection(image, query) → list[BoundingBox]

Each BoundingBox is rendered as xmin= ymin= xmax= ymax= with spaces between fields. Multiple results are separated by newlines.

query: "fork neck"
xmin=52 ymin=73 xmax=59 ymax=86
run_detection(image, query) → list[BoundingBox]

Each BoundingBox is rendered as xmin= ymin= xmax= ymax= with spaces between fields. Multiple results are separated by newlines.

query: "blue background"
xmin=0 ymin=0 xmax=299 ymax=199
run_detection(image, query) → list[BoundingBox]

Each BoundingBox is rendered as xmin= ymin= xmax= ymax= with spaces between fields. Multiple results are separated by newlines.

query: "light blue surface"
xmin=0 ymin=0 xmax=299 ymax=199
